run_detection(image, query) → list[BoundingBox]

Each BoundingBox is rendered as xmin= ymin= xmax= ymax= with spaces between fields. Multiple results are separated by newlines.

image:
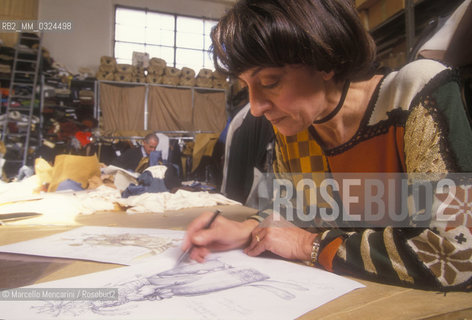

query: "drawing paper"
xmin=0 ymin=226 xmax=184 ymax=265
xmin=0 ymin=250 xmax=364 ymax=320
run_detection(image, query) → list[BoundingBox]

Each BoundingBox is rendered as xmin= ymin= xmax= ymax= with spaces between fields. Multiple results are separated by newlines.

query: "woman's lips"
xmin=267 ymin=116 xmax=285 ymax=125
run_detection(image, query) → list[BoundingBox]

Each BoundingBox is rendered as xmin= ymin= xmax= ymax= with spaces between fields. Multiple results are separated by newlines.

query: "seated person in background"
xmin=112 ymin=133 xmax=159 ymax=172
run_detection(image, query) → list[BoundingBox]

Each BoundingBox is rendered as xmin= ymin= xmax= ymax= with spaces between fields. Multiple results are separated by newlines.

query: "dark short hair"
xmin=211 ymin=0 xmax=377 ymax=81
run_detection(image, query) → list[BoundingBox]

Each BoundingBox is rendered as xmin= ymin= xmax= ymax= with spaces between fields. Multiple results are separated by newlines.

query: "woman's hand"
xmin=182 ymin=211 xmax=259 ymax=262
xmin=244 ymin=224 xmax=318 ymax=262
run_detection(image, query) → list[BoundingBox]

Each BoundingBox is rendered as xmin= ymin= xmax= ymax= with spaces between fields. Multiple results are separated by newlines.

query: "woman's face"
xmin=239 ymin=65 xmax=328 ymax=136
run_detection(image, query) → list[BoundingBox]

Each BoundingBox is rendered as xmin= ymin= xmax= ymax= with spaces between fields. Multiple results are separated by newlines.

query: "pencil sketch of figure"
xmin=61 ymin=233 xmax=181 ymax=255
xmin=32 ymin=258 xmax=308 ymax=317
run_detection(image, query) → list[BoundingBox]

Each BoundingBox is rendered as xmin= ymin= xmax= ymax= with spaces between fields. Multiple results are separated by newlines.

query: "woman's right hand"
xmin=182 ymin=211 xmax=259 ymax=262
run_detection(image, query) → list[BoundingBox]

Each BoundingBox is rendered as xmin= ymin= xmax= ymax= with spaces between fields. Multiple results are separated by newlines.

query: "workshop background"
xmin=0 ymin=0 xmax=468 ymax=191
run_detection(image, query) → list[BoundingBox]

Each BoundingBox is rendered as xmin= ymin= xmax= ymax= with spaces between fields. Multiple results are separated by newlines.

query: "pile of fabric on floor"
xmin=0 ymin=154 xmax=240 ymax=225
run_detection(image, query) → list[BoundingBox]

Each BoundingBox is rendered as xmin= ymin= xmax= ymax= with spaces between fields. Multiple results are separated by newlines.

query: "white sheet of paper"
xmin=0 ymin=226 xmax=184 ymax=265
xmin=0 ymin=250 xmax=364 ymax=320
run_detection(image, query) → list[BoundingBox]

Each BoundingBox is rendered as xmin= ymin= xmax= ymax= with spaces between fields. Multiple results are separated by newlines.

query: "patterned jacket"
xmin=255 ymin=59 xmax=472 ymax=291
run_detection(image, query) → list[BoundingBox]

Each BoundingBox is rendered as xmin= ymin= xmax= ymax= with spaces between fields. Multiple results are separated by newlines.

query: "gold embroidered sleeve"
xmin=404 ymin=102 xmax=449 ymax=173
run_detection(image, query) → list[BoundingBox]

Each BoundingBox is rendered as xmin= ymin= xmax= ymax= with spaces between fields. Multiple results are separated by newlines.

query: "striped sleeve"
xmin=319 ymin=75 xmax=472 ymax=291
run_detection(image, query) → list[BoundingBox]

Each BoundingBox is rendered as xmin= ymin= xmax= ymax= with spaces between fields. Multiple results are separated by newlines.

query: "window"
xmin=114 ymin=6 xmax=218 ymax=72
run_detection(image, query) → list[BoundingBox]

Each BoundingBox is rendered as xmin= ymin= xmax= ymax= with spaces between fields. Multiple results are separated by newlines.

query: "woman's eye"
xmin=261 ymin=80 xmax=280 ymax=89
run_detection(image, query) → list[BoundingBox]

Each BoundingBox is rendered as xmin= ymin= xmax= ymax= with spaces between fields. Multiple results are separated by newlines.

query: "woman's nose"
xmin=248 ymin=89 xmax=271 ymax=117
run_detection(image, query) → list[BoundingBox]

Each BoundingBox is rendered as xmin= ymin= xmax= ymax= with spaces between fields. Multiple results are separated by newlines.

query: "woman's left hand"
xmin=244 ymin=225 xmax=318 ymax=261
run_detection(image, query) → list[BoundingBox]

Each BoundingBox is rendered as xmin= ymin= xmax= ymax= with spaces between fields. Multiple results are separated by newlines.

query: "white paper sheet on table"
xmin=0 ymin=226 xmax=184 ymax=265
xmin=0 ymin=250 xmax=364 ymax=320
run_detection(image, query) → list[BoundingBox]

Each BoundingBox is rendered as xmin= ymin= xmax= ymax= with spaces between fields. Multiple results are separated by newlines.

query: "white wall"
xmin=38 ymin=0 xmax=231 ymax=74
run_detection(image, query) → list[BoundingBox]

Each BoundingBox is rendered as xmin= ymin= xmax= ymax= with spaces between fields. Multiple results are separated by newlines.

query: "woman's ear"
xmin=321 ymin=70 xmax=335 ymax=81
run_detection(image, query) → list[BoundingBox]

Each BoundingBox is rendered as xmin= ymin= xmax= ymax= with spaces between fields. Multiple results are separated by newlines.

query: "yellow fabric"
xmin=0 ymin=141 xmax=6 ymax=155
xmin=135 ymin=156 xmax=150 ymax=173
xmin=34 ymin=158 xmax=53 ymax=187
xmin=48 ymin=155 xmax=101 ymax=192
xmin=191 ymin=133 xmax=218 ymax=173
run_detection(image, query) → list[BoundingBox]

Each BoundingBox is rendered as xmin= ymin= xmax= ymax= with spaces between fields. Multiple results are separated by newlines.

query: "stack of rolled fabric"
xmin=162 ymin=66 xmax=181 ymax=85
xmin=96 ymin=56 xmax=116 ymax=81
xmin=78 ymin=89 xmax=94 ymax=104
xmin=95 ymin=54 xmax=228 ymax=89
xmin=195 ymin=68 xmax=213 ymax=88
xmin=114 ymin=63 xmax=134 ymax=82
xmin=179 ymin=67 xmax=196 ymax=86
xmin=212 ymin=70 xmax=229 ymax=89
xmin=133 ymin=66 xmax=146 ymax=83
xmin=146 ymin=58 xmax=166 ymax=84
xmin=0 ymin=63 xmax=10 ymax=74
xmin=0 ymin=46 xmax=13 ymax=78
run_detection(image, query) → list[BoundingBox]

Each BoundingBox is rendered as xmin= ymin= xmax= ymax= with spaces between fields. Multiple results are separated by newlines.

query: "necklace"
xmin=312 ymin=80 xmax=350 ymax=124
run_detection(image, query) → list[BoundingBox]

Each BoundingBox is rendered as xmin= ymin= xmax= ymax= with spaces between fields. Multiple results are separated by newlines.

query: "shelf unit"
xmin=40 ymin=76 xmax=95 ymax=129
xmin=1 ymin=32 xmax=42 ymax=172
xmin=358 ymin=0 xmax=465 ymax=68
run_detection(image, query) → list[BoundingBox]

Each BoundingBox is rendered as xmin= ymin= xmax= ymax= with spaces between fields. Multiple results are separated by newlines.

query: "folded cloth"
xmin=118 ymin=189 xmax=241 ymax=213
xmin=48 ymin=154 xmax=100 ymax=192
xmin=149 ymin=150 xmax=163 ymax=166
xmin=75 ymin=131 xmax=92 ymax=147
xmin=137 ymin=170 xmax=154 ymax=186
xmin=56 ymin=179 xmax=84 ymax=191
xmin=122 ymin=171 xmax=168 ymax=198
xmin=121 ymin=184 xmax=146 ymax=198
xmin=147 ymin=178 xmax=168 ymax=193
